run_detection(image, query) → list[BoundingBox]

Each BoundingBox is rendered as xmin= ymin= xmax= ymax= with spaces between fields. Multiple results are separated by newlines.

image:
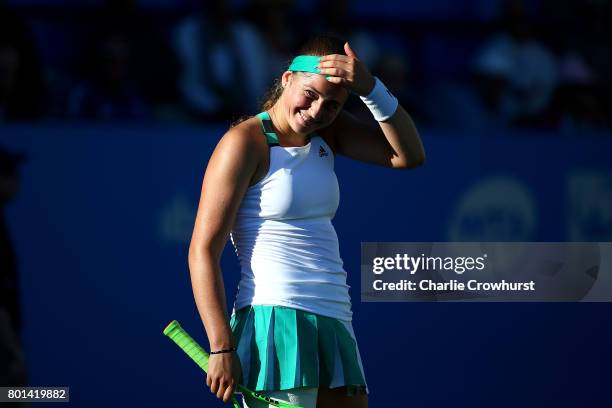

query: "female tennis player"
xmin=188 ymin=35 xmax=425 ymax=408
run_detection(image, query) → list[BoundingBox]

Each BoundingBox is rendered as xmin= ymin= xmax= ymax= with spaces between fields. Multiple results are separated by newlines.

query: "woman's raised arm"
xmin=318 ymin=42 xmax=426 ymax=169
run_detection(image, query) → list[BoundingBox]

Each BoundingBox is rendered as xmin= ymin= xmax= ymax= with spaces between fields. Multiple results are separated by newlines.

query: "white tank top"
xmin=230 ymin=112 xmax=352 ymax=322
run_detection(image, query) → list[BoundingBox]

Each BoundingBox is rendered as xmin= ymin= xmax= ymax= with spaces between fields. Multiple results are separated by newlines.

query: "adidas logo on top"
xmin=319 ymin=146 xmax=329 ymax=157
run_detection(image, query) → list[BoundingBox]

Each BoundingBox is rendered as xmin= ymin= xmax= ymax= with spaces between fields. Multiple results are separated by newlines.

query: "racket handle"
xmin=163 ymin=320 xmax=240 ymax=408
xmin=163 ymin=320 xmax=210 ymax=373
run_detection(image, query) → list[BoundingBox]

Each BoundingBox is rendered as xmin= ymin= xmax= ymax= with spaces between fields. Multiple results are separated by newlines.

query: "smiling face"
xmin=279 ymin=71 xmax=349 ymax=135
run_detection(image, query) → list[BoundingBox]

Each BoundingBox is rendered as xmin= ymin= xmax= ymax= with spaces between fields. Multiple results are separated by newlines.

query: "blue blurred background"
xmin=1 ymin=0 xmax=611 ymax=406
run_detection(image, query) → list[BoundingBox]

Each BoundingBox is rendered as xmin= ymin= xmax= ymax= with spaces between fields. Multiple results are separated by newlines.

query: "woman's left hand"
xmin=318 ymin=42 xmax=376 ymax=97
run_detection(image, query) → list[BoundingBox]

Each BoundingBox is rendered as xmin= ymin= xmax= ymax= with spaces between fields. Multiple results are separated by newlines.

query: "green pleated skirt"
xmin=229 ymin=305 xmax=368 ymax=396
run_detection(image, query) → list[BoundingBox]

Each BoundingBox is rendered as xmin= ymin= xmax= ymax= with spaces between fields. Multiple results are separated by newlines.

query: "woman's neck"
xmin=268 ymin=103 xmax=309 ymax=147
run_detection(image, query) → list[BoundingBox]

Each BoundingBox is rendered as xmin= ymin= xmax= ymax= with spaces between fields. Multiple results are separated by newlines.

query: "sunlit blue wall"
xmin=1 ymin=125 xmax=611 ymax=406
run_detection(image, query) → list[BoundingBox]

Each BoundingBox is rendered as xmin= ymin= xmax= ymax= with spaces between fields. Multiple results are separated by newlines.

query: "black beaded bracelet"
xmin=210 ymin=347 xmax=236 ymax=355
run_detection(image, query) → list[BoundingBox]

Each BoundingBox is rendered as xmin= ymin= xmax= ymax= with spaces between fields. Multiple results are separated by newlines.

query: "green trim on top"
xmin=256 ymin=111 xmax=315 ymax=147
xmin=256 ymin=111 xmax=279 ymax=145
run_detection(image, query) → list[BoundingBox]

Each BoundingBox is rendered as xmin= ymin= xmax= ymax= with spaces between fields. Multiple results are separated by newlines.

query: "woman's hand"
xmin=206 ymin=352 xmax=242 ymax=403
xmin=317 ymin=42 xmax=376 ymax=97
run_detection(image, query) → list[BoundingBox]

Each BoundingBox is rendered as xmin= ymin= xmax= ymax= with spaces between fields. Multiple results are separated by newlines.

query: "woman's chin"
xmin=292 ymin=116 xmax=309 ymax=133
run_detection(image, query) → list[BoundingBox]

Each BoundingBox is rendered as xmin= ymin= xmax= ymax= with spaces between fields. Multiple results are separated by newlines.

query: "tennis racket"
xmin=163 ymin=320 xmax=303 ymax=408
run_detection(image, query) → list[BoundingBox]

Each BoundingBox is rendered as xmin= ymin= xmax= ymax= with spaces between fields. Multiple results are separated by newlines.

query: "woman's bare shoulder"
xmin=217 ymin=116 xmax=268 ymax=153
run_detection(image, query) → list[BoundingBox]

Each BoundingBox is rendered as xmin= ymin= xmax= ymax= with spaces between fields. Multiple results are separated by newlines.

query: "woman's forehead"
xmin=298 ymin=73 xmax=348 ymax=101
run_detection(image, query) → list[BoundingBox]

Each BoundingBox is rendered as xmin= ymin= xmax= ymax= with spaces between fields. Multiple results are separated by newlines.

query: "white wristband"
xmin=359 ymin=77 xmax=398 ymax=122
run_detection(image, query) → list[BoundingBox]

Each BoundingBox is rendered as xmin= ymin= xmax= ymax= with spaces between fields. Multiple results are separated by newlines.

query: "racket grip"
xmin=164 ymin=320 xmax=242 ymax=407
xmin=163 ymin=320 xmax=209 ymax=373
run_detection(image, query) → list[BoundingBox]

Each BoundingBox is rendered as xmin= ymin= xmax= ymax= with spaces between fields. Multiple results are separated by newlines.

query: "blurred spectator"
xmin=425 ymin=49 xmax=515 ymax=130
xmin=67 ymin=30 xmax=149 ymax=121
xmin=540 ymin=0 xmax=612 ymax=133
xmin=560 ymin=1 xmax=612 ymax=91
xmin=427 ymin=0 xmax=560 ymax=131
xmin=0 ymin=2 xmax=47 ymax=122
xmin=174 ymin=0 xmax=284 ymax=119
xmin=0 ymin=148 xmax=28 ymax=387
xmin=548 ymin=52 xmax=609 ymax=135
xmin=474 ymin=0 xmax=558 ymax=124
xmin=95 ymin=0 xmax=182 ymax=121
xmin=65 ymin=0 xmax=186 ymax=121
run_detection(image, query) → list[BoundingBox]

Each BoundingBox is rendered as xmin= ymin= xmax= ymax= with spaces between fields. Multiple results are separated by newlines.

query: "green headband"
xmin=288 ymin=55 xmax=321 ymax=74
